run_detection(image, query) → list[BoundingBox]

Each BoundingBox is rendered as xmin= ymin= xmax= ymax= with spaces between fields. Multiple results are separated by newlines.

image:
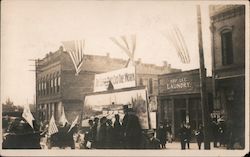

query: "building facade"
xmin=210 ymin=5 xmax=245 ymax=147
xmin=35 ymin=46 xmax=180 ymax=123
xmin=157 ymin=69 xmax=213 ymax=140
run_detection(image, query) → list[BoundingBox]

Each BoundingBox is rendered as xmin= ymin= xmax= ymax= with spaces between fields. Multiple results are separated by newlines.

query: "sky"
xmin=1 ymin=0 xmax=213 ymax=106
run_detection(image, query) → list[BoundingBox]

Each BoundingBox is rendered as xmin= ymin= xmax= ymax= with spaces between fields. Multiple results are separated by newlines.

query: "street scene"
xmin=1 ymin=0 xmax=248 ymax=155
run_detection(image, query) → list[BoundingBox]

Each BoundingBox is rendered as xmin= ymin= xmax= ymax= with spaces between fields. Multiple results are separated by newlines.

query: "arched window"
xmin=149 ymin=78 xmax=153 ymax=94
xmin=54 ymin=74 xmax=57 ymax=93
xmin=57 ymin=72 xmax=61 ymax=93
xmin=221 ymin=28 xmax=233 ymax=65
xmin=46 ymin=75 xmax=49 ymax=95
xmin=50 ymin=74 xmax=53 ymax=94
xmin=139 ymin=78 xmax=143 ymax=86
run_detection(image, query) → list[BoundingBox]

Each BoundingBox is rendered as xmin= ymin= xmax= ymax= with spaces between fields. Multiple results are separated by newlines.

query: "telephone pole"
xmin=196 ymin=5 xmax=210 ymax=149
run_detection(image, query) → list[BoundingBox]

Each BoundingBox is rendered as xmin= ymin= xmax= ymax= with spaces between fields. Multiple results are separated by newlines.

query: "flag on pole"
xmin=62 ymin=40 xmax=85 ymax=75
xmin=48 ymin=115 xmax=58 ymax=136
xmin=68 ymin=115 xmax=79 ymax=133
xmin=59 ymin=106 xmax=68 ymax=126
xmin=22 ymin=104 xmax=35 ymax=129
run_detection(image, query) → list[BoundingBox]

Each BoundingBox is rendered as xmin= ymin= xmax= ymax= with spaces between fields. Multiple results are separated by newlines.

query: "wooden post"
xmin=196 ymin=5 xmax=211 ymax=149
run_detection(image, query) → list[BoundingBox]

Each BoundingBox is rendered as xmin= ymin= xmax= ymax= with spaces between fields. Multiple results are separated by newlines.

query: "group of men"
xmin=83 ymin=106 xmax=162 ymax=149
xmin=178 ymin=123 xmax=204 ymax=150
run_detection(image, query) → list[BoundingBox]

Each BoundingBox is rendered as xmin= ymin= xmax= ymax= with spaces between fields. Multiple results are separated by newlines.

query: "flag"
xmin=48 ymin=115 xmax=58 ymax=136
xmin=68 ymin=115 xmax=79 ymax=133
xmin=164 ymin=25 xmax=190 ymax=64
xmin=62 ymin=40 xmax=85 ymax=75
xmin=110 ymin=35 xmax=136 ymax=67
xmin=22 ymin=104 xmax=35 ymax=129
xmin=59 ymin=106 xmax=68 ymax=126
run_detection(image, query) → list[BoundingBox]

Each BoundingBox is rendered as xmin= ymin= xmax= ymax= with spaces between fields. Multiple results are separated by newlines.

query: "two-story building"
xmin=209 ymin=5 xmax=245 ymax=148
xmin=35 ymin=46 xmax=180 ymax=123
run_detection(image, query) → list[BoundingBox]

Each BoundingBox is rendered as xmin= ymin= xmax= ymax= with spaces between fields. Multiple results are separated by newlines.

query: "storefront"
xmin=157 ymin=69 xmax=213 ymax=140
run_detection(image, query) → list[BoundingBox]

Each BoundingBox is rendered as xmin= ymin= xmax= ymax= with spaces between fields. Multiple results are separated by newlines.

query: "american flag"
xmin=164 ymin=25 xmax=191 ymax=64
xmin=48 ymin=115 xmax=58 ymax=136
xmin=62 ymin=40 xmax=85 ymax=75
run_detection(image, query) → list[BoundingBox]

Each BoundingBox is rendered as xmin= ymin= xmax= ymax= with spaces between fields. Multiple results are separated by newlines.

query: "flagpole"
xmin=196 ymin=5 xmax=210 ymax=149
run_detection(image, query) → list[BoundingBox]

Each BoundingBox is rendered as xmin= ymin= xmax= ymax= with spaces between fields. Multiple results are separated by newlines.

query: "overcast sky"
xmin=1 ymin=0 xmax=213 ymax=106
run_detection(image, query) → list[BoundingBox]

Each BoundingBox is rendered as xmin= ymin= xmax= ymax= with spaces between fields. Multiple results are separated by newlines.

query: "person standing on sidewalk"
xmin=156 ymin=122 xmax=167 ymax=148
xmin=211 ymin=118 xmax=219 ymax=147
xmin=185 ymin=123 xmax=192 ymax=149
xmin=178 ymin=123 xmax=187 ymax=150
xmin=195 ymin=124 xmax=204 ymax=150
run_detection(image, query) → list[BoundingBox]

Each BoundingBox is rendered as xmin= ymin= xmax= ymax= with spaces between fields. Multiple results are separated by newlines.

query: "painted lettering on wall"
xmin=166 ymin=77 xmax=192 ymax=90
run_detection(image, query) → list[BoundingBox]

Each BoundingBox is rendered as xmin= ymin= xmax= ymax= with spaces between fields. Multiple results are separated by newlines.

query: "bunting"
xmin=163 ymin=25 xmax=190 ymax=64
xmin=62 ymin=40 xmax=85 ymax=75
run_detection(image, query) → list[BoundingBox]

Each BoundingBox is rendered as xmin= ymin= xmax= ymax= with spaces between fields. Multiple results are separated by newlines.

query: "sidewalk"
xmin=165 ymin=142 xmax=227 ymax=150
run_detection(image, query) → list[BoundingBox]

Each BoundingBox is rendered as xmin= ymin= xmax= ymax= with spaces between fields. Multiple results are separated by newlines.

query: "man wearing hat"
xmin=144 ymin=129 xmax=160 ymax=149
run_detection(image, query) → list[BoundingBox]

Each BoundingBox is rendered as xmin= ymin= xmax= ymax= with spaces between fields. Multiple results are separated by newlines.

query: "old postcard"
xmin=1 ymin=0 xmax=249 ymax=156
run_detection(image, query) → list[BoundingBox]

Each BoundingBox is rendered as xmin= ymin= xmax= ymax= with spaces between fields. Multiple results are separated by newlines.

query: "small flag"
xmin=48 ymin=115 xmax=58 ymax=136
xmin=59 ymin=107 xmax=68 ymax=126
xmin=22 ymin=104 xmax=35 ymax=129
xmin=68 ymin=115 xmax=79 ymax=133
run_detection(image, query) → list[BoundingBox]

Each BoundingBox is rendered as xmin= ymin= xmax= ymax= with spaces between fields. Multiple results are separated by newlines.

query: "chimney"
xmin=137 ymin=58 xmax=141 ymax=64
xmin=163 ymin=61 xmax=168 ymax=66
xmin=168 ymin=64 xmax=171 ymax=68
xmin=106 ymin=53 xmax=110 ymax=58
xmin=59 ymin=46 xmax=64 ymax=51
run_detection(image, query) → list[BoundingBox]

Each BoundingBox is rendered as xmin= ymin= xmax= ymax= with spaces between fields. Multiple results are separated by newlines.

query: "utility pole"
xmin=29 ymin=59 xmax=40 ymax=120
xmin=196 ymin=5 xmax=210 ymax=149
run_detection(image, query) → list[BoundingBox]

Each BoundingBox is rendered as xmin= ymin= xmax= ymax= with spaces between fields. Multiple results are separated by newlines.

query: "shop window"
xmin=221 ymin=29 xmax=233 ymax=65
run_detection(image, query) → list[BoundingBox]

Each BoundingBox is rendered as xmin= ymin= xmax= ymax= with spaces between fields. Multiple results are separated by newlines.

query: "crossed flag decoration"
xmin=62 ymin=40 xmax=85 ymax=75
xmin=110 ymin=34 xmax=136 ymax=67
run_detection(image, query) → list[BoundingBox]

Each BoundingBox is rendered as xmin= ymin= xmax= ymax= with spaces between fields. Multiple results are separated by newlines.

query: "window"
xmin=57 ymin=75 xmax=60 ymax=93
xmin=139 ymin=78 xmax=143 ymax=86
xmin=54 ymin=77 xmax=57 ymax=93
xmin=50 ymin=75 xmax=53 ymax=94
xmin=221 ymin=29 xmax=233 ymax=65
xmin=149 ymin=78 xmax=153 ymax=94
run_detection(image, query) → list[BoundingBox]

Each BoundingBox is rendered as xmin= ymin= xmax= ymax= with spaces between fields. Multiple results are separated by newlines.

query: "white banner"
xmin=94 ymin=66 xmax=136 ymax=92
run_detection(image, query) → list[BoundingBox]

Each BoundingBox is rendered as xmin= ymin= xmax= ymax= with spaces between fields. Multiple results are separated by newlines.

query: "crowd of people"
xmin=3 ymin=109 xmax=242 ymax=150
xmin=211 ymin=118 xmax=243 ymax=149
xmin=82 ymin=106 xmax=163 ymax=149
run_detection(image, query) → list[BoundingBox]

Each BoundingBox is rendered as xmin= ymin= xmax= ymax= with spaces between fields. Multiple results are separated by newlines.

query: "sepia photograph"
xmin=1 ymin=0 xmax=249 ymax=156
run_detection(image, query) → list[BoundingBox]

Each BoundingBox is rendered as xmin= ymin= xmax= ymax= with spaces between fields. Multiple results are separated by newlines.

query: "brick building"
xmin=209 ymin=5 xmax=245 ymax=147
xmin=157 ymin=69 xmax=213 ymax=140
xmin=35 ymin=46 xmax=180 ymax=123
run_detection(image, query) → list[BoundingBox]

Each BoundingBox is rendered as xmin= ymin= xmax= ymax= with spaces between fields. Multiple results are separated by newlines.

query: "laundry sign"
xmin=94 ymin=66 xmax=136 ymax=92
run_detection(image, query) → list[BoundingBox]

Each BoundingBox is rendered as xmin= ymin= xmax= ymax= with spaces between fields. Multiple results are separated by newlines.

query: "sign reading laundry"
xmin=166 ymin=77 xmax=192 ymax=90
xmin=94 ymin=66 xmax=136 ymax=92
